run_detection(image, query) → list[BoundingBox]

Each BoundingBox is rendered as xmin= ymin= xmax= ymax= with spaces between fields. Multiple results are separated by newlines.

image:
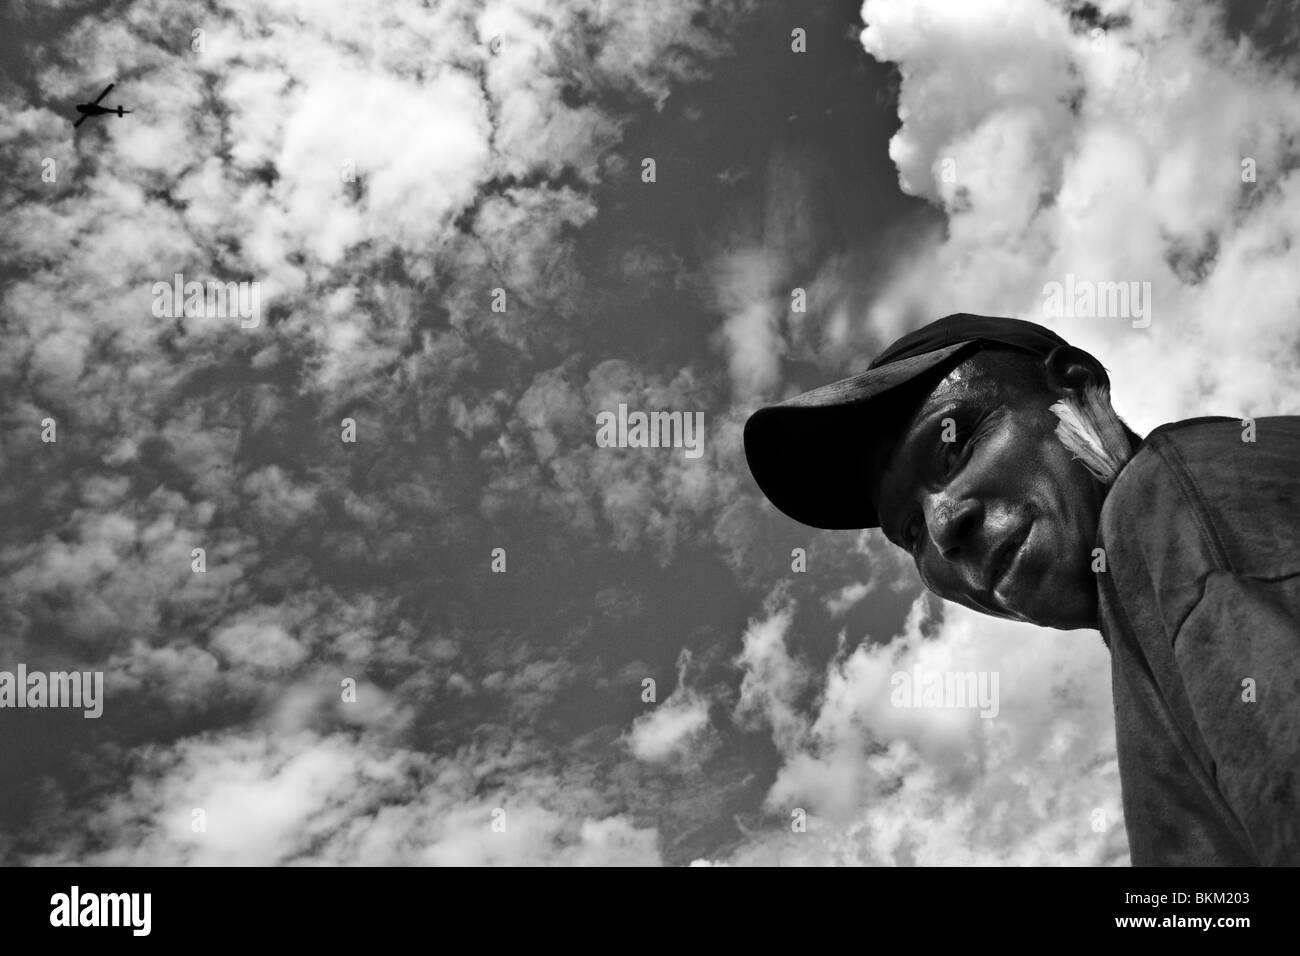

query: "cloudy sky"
xmin=1 ymin=0 xmax=1297 ymax=866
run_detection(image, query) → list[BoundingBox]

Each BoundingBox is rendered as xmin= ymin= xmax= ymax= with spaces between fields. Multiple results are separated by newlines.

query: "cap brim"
xmin=743 ymin=341 xmax=976 ymax=530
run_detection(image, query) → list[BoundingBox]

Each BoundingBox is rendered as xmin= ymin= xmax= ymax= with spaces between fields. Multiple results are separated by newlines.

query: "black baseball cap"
xmin=742 ymin=313 xmax=1074 ymax=530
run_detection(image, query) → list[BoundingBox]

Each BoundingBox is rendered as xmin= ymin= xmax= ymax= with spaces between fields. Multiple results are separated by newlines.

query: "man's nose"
xmin=923 ymin=492 xmax=982 ymax=559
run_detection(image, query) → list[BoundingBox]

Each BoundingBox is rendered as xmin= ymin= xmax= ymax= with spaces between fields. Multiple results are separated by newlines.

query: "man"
xmin=744 ymin=313 xmax=1300 ymax=866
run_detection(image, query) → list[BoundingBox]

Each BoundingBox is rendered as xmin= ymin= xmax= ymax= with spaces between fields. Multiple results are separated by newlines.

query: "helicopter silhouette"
xmin=74 ymin=83 xmax=132 ymax=128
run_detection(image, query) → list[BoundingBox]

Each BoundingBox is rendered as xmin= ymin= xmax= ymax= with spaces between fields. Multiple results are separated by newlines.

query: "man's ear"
xmin=1044 ymin=345 xmax=1109 ymax=394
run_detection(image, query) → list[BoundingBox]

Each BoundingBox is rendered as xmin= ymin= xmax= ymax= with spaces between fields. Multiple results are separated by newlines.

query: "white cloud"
xmin=721 ymin=595 xmax=1124 ymax=865
xmin=627 ymin=696 xmax=711 ymax=762
xmin=627 ymin=651 xmax=715 ymax=763
xmin=210 ymin=611 xmax=308 ymax=675
xmin=824 ymin=581 xmax=872 ymax=618
xmin=21 ymin=730 xmax=663 ymax=866
xmin=856 ymin=0 xmax=1300 ymax=429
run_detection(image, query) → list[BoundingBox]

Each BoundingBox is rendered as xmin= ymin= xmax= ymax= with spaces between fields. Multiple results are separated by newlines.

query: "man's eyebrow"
xmin=903 ymin=400 xmax=969 ymax=461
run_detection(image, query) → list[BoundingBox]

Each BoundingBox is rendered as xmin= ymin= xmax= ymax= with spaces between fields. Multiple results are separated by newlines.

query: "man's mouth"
xmin=988 ymin=522 xmax=1031 ymax=599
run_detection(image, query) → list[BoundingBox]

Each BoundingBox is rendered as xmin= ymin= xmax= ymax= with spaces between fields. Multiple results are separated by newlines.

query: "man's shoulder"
xmin=1101 ymin=414 xmax=1300 ymax=573
xmin=1106 ymin=414 xmax=1299 ymax=503
xmin=1142 ymin=414 xmax=1300 ymax=456
xmin=1099 ymin=417 xmax=1232 ymax=533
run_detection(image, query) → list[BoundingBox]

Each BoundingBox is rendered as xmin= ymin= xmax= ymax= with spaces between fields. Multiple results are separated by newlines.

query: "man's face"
xmin=871 ymin=353 xmax=1106 ymax=630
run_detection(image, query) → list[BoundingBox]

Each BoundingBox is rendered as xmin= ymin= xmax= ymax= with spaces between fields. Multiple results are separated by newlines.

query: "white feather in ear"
xmin=1048 ymin=384 xmax=1132 ymax=485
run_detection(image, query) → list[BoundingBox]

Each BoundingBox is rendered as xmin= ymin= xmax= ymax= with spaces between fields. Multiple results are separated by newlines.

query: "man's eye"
xmin=939 ymin=430 xmax=966 ymax=473
xmin=939 ymin=422 xmax=979 ymax=476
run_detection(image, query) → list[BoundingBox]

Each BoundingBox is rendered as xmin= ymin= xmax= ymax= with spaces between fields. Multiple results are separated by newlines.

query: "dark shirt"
xmin=1096 ymin=415 xmax=1300 ymax=865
